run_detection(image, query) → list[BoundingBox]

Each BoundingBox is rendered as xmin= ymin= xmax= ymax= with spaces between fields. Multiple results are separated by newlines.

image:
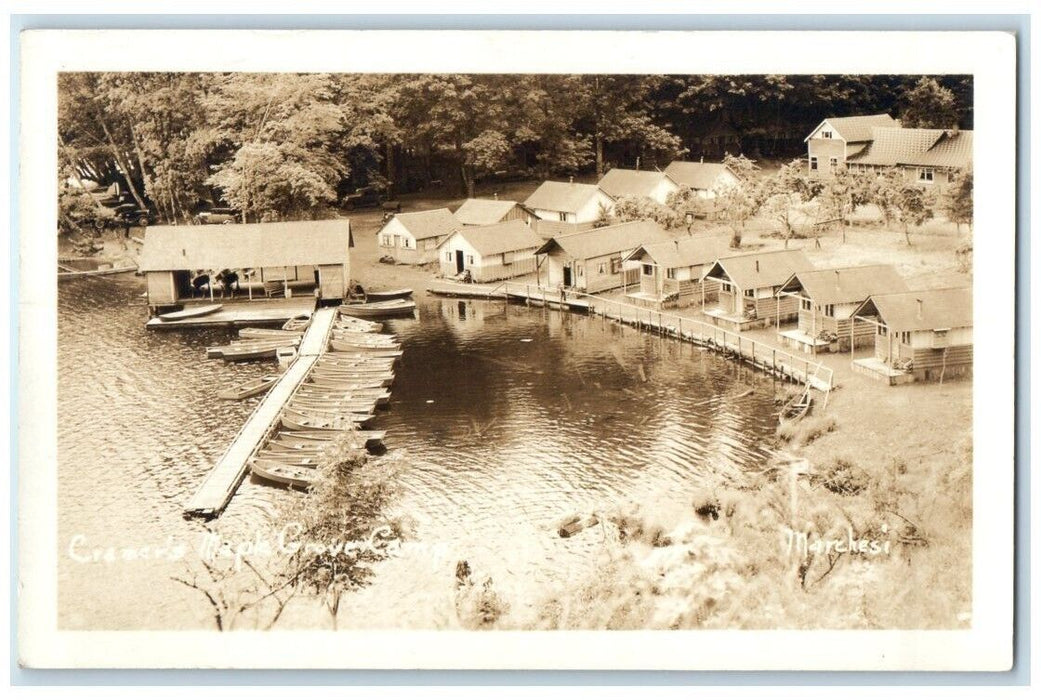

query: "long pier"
xmin=183 ymin=307 xmax=338 ymax=519
xmin=428 ymin=280 xmax=833 ymax=395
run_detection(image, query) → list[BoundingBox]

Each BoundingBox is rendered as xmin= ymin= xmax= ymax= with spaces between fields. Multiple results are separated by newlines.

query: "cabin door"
xmin=455 ymin=250 xmax=465 ymax=273
xmin=563 ymin=265 xmax=573 ymax=287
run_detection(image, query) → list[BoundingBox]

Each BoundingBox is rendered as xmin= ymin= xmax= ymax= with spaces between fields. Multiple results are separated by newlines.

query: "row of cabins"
xmin=805 ymin=113 xmax=973 ymax=187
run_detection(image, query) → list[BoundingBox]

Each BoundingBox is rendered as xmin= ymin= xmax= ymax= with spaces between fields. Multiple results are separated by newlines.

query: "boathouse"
xmin=138 ymin=220 xmax=353 ymax=311
xmin=850 ymin=287 xmax=972 ymax=384
xmin=436 ymin=220 xmax=543 ymax=283
xmin=701 ymin=249 xmax=815 ymax=331
xmin=453 ymin=198 xmax=535 ymax=227
xmin=622 ymin=234 xmax=732 ymax=309
xmin=377 ymin=208 xmax=460 ymax=265
xmin=662 ymin=160 xmax=742 ymax=218
xmin=596 ymin=168 xmax=680 ymax=205
xmin=535 ymin=220 xmax=673 ymax=294
xmin=775 ymin=265 xmax=910 ymax=354
xmin=524 ymin=181 xmax=615 ymax=224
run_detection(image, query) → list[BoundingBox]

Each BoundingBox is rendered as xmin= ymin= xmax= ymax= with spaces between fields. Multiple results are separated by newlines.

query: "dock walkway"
xmin=183 ymin=306 xmax=337 ymax=518
xmin=147 ymin=297 xmax=316 ymax=330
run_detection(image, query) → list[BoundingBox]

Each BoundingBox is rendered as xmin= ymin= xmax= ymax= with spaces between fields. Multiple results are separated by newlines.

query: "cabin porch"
xmin=851 ymin=357 xmax=915 ymax=385
xmin=702 ymin=306 xmax=781 ymax=332
xmin=778 ymin=328 xmax=837 ymax=354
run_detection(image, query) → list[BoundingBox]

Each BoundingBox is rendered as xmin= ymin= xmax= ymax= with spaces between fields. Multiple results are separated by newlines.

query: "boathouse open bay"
xmin=57 ymin=282 xmax=779 ymax=630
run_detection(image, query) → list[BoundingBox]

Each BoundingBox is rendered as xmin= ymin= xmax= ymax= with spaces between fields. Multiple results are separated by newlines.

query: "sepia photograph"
xmin=17 ymin=29 xmax=1017 ymax=671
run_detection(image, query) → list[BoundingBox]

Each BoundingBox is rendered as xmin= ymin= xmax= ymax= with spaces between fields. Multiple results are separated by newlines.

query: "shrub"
xmin=813 ymin=456 xmax=872 ymax=496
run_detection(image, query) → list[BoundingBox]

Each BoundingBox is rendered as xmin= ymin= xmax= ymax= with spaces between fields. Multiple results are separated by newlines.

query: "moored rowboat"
xmin=339 ymin=299 xmax=416 ymax=318
xmin=364 ymin=288 xmax=413 ymax=301
xmin=251 ymin=459 xmax=315 ymax=489
xmin=281 ymin=409 xmax=375 ymax=431
xmin=217 ymin=374 xmax=281 ymax=400
xmin=159 ymin=303 xmax=223 ymax=321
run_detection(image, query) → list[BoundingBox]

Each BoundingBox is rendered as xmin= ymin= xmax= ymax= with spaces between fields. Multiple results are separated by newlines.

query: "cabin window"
xmin=575 ymin=264 xmax=584 ymax=278
xmin=809 ymin=156 xmax=819 ymax=171
xmin=821 ymin=130 xmax=833 ymax=139
xmin=823 ymin=304 xmax=835 ymax=317
xmin=642 ymin=264 xmax=653 ymax=276
xmin=829 ymin=157 xmax=839 ymax=169
xmin=610 ymin=257 xmax=623 ymax=274
xmin=402 ymin=238 xmax=414 ymax=250
xmin=666 ymin=268 xmax=676 ymax=280
xmin=721 ymin=282 xmax=733 ymax=294
xmin=877 ymin=323 xmax=888 ymax=336
xmin=801 ymin=298 xmax=812 ymax=311
xmin=744 ymin=288 xmax=756 ymax=298
xmin=381 ymin=235 xmax=393 ymax=247
xmin=445 ymin=251 xmax=452 ymax=262
xmin=558 ymin=212 xmax=568 ymax=222
xmin=466 ymin=255 xmax=474 ymax=265
xmin=918 ymin=168 xmax=935 ymax=182
xmin=598 ymin=262 xmax=607 ymax=275
xmin=900 ymin=331 xmax=912 ymax=345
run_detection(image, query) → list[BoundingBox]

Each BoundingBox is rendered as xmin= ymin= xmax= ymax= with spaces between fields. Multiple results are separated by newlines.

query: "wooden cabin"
xmin=596 ymin=169 xmax=680 ymax=205
xmin=137 ymin=220 xmax=353 ymax=312
xmin=622 ymin=235 xmax=732 ymax=309
xmin=662 ymin=161 xmax=742 ymax=218
xmin=850 ymin=288 xmax=972 ymax=384
xmin=775 ymin=265 xmax=910 ymax=354
xmin=523 ymin=181 xmax=615 ymax=224
xmin=804 ymin=113 xmax=898 ymax=178
xmin=534 ymin=220 xmax=672 ymax=294
xmin=437 ymin=220 xmax=543 ymax=283
xmin=377 ymin=208 xmax=460 ymax=265
xmin=701 ymin=249 xmax=815 ymax=331
xmin=453 ymin=198 xmax=535 ymax=227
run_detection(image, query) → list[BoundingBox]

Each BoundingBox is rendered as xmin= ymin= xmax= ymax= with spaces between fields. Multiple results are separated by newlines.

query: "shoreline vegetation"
xmin=96 ymin=175 xmax=971 ymax=631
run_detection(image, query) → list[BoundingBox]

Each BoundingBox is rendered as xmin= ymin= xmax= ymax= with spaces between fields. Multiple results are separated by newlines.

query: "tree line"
xmin=57 ymin=72 xmax=971 ymax=229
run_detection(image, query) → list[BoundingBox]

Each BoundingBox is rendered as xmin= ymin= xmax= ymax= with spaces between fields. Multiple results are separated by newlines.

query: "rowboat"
xmin=278 ymin=429 xmax=387 ymax=446
xmin=159 ymin=304 xmax=223 ymax=321
xmin=281 ymin=409 xmax=375 ymax=431
xmin=330 ymin=329 xmax=399 ymax=342
xmin=364 ymin=288 xmax=413 ymax=301
xmin=58 ymin=264 xmax=138 ymax=280
xmin=308 ymin=375 xmax=394 ymax=389
xmin=251 ymin=459 xmax=315 ymax=489
xmin=779 ymin=392 xmax=813 ymax=423
xmin=238 ymin=328 xmax=304 ymax=339
xmin=338 ymin=299 xmax=416 ymax=318
xmin=319 ymin=353 xmax=398 ymax=365
xmin=311 ymin=365 xmax=395 ymax=376
xmin=218 ymin=345 xmax=288 ymax=362
xmin=328 ymin=339 xmax=402 ymax=353
xmin=287 ymin=399 xmax=377 ymax=415
xmin=255 ymin=449 xmax=324 ymax=468
xmin=295 ymin=388 xmax=390 ymax=404
xmin=217 ymin=374 xmax=281 ymax=400
xmin=207 ymin=339 xmax=299 ymax=359
xmin=276 ymin=346 xmax=298 ymax=368
xmin=325 ymin=349 xmax=403 ymax=360
xmin=282 ymin=316 xmax=311 ymax=332
xmin=333 ymin=318 xmax=384 ymax=332
xmin=271 ymin=433 xmax=375 ymax=450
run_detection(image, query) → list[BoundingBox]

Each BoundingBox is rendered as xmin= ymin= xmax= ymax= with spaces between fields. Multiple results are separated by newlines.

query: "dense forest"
xmin=57 ymin=73 xmax=972 ymax=225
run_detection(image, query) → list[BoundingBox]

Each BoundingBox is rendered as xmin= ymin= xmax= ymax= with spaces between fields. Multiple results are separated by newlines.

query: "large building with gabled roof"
xmin=805 ymin=113 xmax=899 ymax=177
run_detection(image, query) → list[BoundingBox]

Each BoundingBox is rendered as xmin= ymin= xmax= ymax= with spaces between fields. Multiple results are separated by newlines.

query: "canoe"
xmin=365 ymin=288 xmax=413 ymax=301
xmin=281 ymin=409 xmax=375 ymax=431
xmin=217 ymin=374 xmax=281 ymax=400
xmin=338 ymin=299 xmax=416 ymax=318
xmin=251 ymin=459 xmax=315 ymax=489
xmin=159 ymin=304 xmax=223 ymax=321
xmin=238 ymin=328 xmax=304 ymax=339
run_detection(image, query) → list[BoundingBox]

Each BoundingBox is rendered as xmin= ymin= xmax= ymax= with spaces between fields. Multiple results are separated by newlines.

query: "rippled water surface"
xmin=58 ymin=278 xmax=780 ymax=629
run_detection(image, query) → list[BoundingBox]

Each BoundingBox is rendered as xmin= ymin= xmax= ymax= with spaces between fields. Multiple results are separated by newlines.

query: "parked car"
xmin=111 ymin=202 xmax=156 ymax=228
xmin=194 ymin=207 xmax=240 ymax=225
xmin=343 ymin=185 xmax=389 ymax=210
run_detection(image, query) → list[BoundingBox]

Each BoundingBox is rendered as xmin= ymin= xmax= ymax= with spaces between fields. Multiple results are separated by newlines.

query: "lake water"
xmin=57 ymin=276 xmax=780 ymax=629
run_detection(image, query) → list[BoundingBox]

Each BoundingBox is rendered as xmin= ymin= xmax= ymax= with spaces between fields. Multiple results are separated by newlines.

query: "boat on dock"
xmin=251 ymin=458 xmax=316 ymax=489
xmin=364 ymin=288 xmax=413 ymax=302
xmin=339 ymin=299 xmax=416 ymax=318
xmin=217 ymin=374 xmax=281 ymax=400
xmin=159 ymin=304 xmax=224 ymax=321
xmin=281 ymin=408 xmax=375 ymax=431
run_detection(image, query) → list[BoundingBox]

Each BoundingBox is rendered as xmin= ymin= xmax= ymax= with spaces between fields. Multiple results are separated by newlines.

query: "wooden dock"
xmin=183 ymin=306 xmax=337 ymax=519
xmin=147 ymin=297 xmax=316 ymax=330
xmin=427 ymin=281 xmax=591 ymax=313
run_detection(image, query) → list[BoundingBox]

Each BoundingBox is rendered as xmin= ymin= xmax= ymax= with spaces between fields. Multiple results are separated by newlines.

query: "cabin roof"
xmin=848 ymin=127 xmax=973 ymax=169
xmin=442 ymin=220 xmax=543 ymax=257
xmin=805 ymin=113 xmax=898 ymax=143
xmin=624 ymin=235 xmax=733 ymax=269
xmin=704 ymin=249 xmax=815 ymax=289
xmin=596 ymin=169 xmax=675 ymax=199
xmin=853 ymin=287 xmax=973 ymax=331
xmin=529 ymin=219 xmax=597 ymax=240
xmin=138 ymin=220 xmax=352 ymax=272
xmin=453 ymin=198 xmax=528 ymax=226
xmin=777 ymin=265 xmax=909 ymax=304
xmin=523 ymin=181 xmax=612 ymax=213
xmin=535 ymin=220 xmax=673 ymax=260
xmin=663 ymin=161 xmax=737 ymax=190
xmin=381 ymin=208 xmax=460 ymax=240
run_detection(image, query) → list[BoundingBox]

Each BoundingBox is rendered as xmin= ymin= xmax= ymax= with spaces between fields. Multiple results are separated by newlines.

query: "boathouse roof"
xmin=704 ymin=249 xmax=815 ymax=290
xmin=596 ymin=169 xmax=676 ymax=200
xmin=663 ymin=161 xmax=738 ymax=190
xmin=380 ymin=208 xmax=460 ymax=241
xmin=624 ymin=235 xmax=732 ymax=269
xmin=852 ymin=287 xmax=973 ymax=331
xmin=138 ymin=220 xmax=353 ymax=272
xmin=535 ymin=220 xmax=673 ymax=260
xmin=453 ymin=198 xmax=531 ymax=226
xmin=777 ymin=265 xmax=910 ymax=305
xmin=442 ymin=220 xmax=543 ymax=257
xmin=524 ymin=181 xmax=613 ymax=213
